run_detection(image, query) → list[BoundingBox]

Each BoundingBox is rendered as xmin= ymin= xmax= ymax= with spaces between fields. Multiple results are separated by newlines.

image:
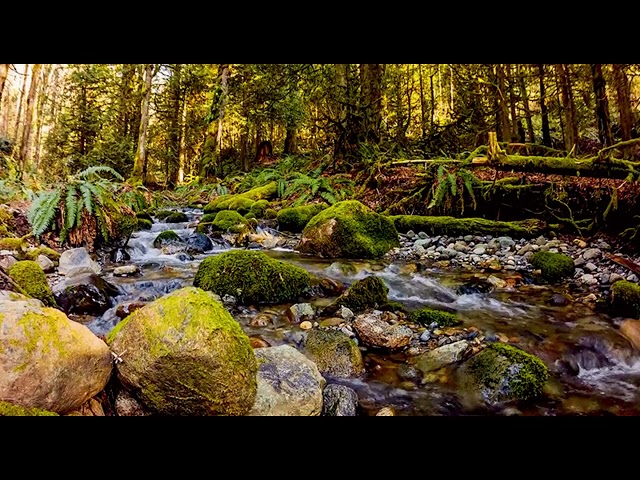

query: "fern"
xmin=76 ymin=165 xmax=124 ymax=181
xmin=65 ymin=186 xmax=78 ymax=230
xmin=79 ymin=183 xmax=94 ymax=215
xmin=28 ymin=189 xmax=61 ymax=237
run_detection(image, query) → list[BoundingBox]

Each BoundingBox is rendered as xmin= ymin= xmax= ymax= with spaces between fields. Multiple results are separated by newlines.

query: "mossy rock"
xmin=165 ymin=212 xmax=189 ymax=223
xmin=200 ymin=213 xmax=217 ymax=224
xmin=136 ymin=212 xmax=154 ymax=223
xmin=325 ymin=276 xmax=389 ymax=315
xmin=155 ymin=210 xmax=175 ymax=220
xmin=460 ymin=343 xmax=549 ymax=403
xmin=8 ymin=260 xmax=56 ymax=306
xmin=530 ymin=251 xmax=574 ymax=282
xmin=203 ymin=182 xmax=277 ymax=214
xmin=153 ymin=230 xmax=181 ymax=248
xmin=277 ymin=203 xmax=328 ymax=233
xmin=408 ymin=308 xmax=462 ymax=327
xmin=298 ymin=200 xmax=399 ymax=259
xmin=106 ymin=287 xmax=258 ymax=415
xmin=0 ymin=237 xmax=28 ymax=254
xmin=211 ymin=210 xmax=248 ymax=233
xmin=610 ymin=280 xmax=640 ymax=317
xmin=249 ymin=200 xmax=270 ymax=219
xmin=378 ymin=301 xmax=408 ymax=314
xmin=265 ymin=208 xmax=278 ymax=220
xmin=228 ymin=197 xmax=255 ymax=215
xmin=193 ymin=250 xmax=310 ymax=304
xmin=0 ymin=400 xmax=59 ymax=416
xmin=135 ymin=218 xmax=153 ymax=231
xmin=25 ymin=246 xmax=60 ymax=262
xmin=303 ymin=329 xmax=364 ymax=377
xmin=389 ymin=215 xmax=548 ymax=238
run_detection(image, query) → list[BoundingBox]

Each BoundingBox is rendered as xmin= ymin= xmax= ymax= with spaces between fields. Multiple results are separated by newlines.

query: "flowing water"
xmin=87 ymin=208 xmax=640 ymax=416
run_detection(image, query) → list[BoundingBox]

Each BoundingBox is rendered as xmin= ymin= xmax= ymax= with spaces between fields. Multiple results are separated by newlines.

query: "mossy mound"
xmin=203 ymin=182 xmax=277 ymax=214
xmin=211 ymin=210 xmax=248 ymax=233
xmin=265 ymin=208 xmax=278 ymax=220
xmin=303 ymin=329 xmax=364 ymax=378
xmin=389 ymin=215 xmax=547 ymax=238
xmin=228 ymin=197 xmax=255 ymax=215
xmin=152 ymin=230 xmax=181 ymax=248
xmin=249 ymin=199 xmax=270 ymax=219
xmin=193 ymin=250 xmax=310 ymax=304
xmin=154 ymin=210 xmax=175 ymax=220
xmin=106 ymin=287 xmax=258 ymax=415
xmin=0 ymin=400 xmax=59 ymax=416
xmin=0 ymin=237 xmax=28 ymax=254
xmin=530 ymin=251 xmax=575 ymax=282
xmin=460 ymin=343 xmax=549 ymax=403
xmin=25 ymin=246 xmax=60 ymax=262
xmin=325 ymin=276 xmax=389 ymax=315
xmin=8 ymin=260 xmax=56 ymax=306
xmin=136 ymin=212 xmax=154 ymax=223
xmin=165 ymin=212 xmax=189 ymax=223
xmin=135 ymin=218 xmax=153 ymax=231
xmin=277 ymin=203 xmax=328 ymax=233
xmin=0 ymin=207 xmax=14 ymax=237
xmin=610 ymin=280 xmax=640 ymax=317
xmin=408 ymin=308 xmax=462 ymax=327
xmin=297 ymin=200 xmax=399 ymax=259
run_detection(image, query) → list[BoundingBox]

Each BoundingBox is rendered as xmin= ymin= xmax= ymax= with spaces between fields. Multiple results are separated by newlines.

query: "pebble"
xmin=300 ymin=321 xmax=312 ymax=330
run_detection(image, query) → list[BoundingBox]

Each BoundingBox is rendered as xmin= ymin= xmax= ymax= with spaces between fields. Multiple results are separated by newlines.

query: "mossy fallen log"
xmin=389 ymin=215 xmax=551 ymax=238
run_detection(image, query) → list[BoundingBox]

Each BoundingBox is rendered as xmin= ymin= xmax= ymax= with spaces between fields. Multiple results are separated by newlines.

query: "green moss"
xmin=0 ymin=237 xmax=28 ymax=252
xmin=136 ymin=212 xmax=154 ymax=223
xmin=203 ymin=182 xmax=277 ymax=214
xmin=249 ymin=199 xmax=270 ymax=219
xmin=212 ymin=210 xmax=248 ymax=233
xmin=228 ymin=197 xmax=255 ymax=214
xmin=193 ymin=250 xmax=310 ymax=304
xmin=277 ymin=203 xmax=328 ymax=233
xmin=465 ymin=343 xmax=549 ymax=402
xmin=155 ymin=210 xmax=175 ymax=220
xmin=303 ymin=329 xmax=363 ymax=377
xmin=299 ymin=200 xmax=399 ymax=259
xmin=24 ymin=246 xmax=61 ymax=262
xmin=0 ymin=400 xmax=59 ymax=416
xmin=136 ymin=218 xmax=153 ymax=231
xmin=379 ymin=301 xmax=408 ymax=313
xmin=165 ymin=212 xmax=189 ymax=223
xmin=265 ymin=208 xmax=277 ymax=220
xmin=389 ymin=215 xmax=547 ymax=238
xmin=530 ymin=251 xmax=575 ymax=282
xmin=200 ymin=213 xmax=217 ymax=224
xmin=8 ymin=261 xmax=55 ymax=306
xmin=330 ymin=276 xmax=389 ymax=314
xmin=610 ymin=280 xmax=640 ymax=317
xmin=408 ymin=308 xmax=462 ymax=327
xmin=152 ymin=230 xmax=181 ymax=248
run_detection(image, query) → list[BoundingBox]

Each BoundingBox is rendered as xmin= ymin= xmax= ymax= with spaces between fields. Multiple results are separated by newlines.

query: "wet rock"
xmin=115 ymin=302 xmax=146 ymax=319
xmin=185 ymin=233 xmax=214 ymax=253
xmin=114 ymin=265 xmax=140 ymax=276
xmin=585 ymin=262 xmax=598 ymax=273
xmin=376 ymin=407 xmax=395 ymax=416
xmin=317 ymin=277 xmax=344 ymax=297
xmin=573 ymin=239 xmax=588 ymax=249
xmin=610 ymin=273 xmax=625 ymax=284
xmin=300 ymin=321 xmax=313 ymax=330
xmin=414 ymin=340 xmax=469 ymax=373
xmin=418 ymin=232 xmax=428 ymax=239
xmin=249 ymin=336 xmax=271 ymax=349
xmin=583 ymin=248 xmax=601 ymax=261
xmin=174 ymin=252 xmax=193 ymax=262
xmin=414 ymin=238 xmax=431 ymax=249
xmin=0 ymin=255 xmax=17 ymax=270
xmin=547 ymin=293 xmax=571 ymax=307
xmin=487 ymin=275 xmax=507 ymax=289
xmin=303 ymin=329 xmax=364 ymax=377
xmin=319 ymin=317 xmax=344 ymax=327
xmin=406 ymin=230 xmax=416 ymax=240
xmin=353 ymin=311 xmax=413 ymax=350
xmin=420 ymin=330 xmax=431 ymax=342
xmin=36 ymin=254 xmax=55 ymax=273
xmin=620 ymin=319 xmax=640 ymax=350
xmin=579 ymin=274 xmax=598 ymax=285
xmin=249 ymin=345 xmax=325 ymax=416
xmin=339 ymin=306 xmax=355 ymax=321
xmin=286 ymin=303 xmax=315 ymax=324
xmin=58 ymin=247 xmax=101 ymax=276
xmin=627 ymin=274 xmax=638 ymax=282
xmin=456 ymin=277 xmax=493 ymax=295
xmin=109 ymin=247 xmax=130 ymax=264
xmin=322 ymin=384 xmax=359 ymax=416
xmin=250 ymin=313 xmax=275 ymax=327
xmin=53 ymin=272 xmax=121 ymax=316
xmin=115 ymin=390 xmax=147 ymax=416
xmin=498 ymin=237 xmax=515 ymax=249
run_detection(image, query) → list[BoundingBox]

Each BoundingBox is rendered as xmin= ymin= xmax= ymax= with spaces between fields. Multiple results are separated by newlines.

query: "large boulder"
xmin=106 ymin=287 xmax=258 ymax=415
xmin=8 ymin=260 xmax=56 ymax=306
xmin=277 ymin=204 xmax=328 ymax=233
xmin=248 ymin=345 xmax=325 ymax=416
xmin=58 ymin=247 xmax=102 ymax=276
xmin=303 ymin=329 xmax=364 ymax=377
xmin=297 ymin=200 xmax=400 ymax=259
xmin=53 ymin=272 xmax=121 ymax=316
xmin=0 ymin=291 xmax=112 ymax=414
xmin=193 ymin=250 xmax=310 ymax=304
xmin=185 ymin=233 xmax=214 ymax=254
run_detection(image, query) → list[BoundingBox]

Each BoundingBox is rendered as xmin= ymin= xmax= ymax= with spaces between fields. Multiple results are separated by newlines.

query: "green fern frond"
xmin=28 ymin=189 xmax=61 ymax=237
xmin=75 ymin=165 xmax=124 ymax=181
xmin=65 ymin=186 xmax=78 ymax=230
xmin=320 ymin=191 xmax=337 ymax=205
xmin=277 ymin=179 xmax=286 ymax=197
xmin=448 ymin=173 xmax=458 ymax=196
xmin=79 ymin=183 xmax=94 ymax=214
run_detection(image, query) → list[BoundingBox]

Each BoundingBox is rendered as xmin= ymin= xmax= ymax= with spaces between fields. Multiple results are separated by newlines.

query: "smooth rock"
xmin=353 ymin=311 xmax=413 ymax=350
xmin=582 ymin=248 xmax=601 ymax=261
xmin=322 ymin=384 xmax=359 ymax=416
xmin=286 ymin=303 xmax=315 ymax=324
xmin=620 ymin=319 xmax=640 ymax=350
xmin=585 ymin=262 xmax=598 ymax=273
xmin=58 ymin=247 xmax=101 ymax=276
xmin=414 ymin=340 xmax=469 ymax=373
xmin=300 ymin=321 xmax=313 ymax=330
xmin=36 ymin=254 xmax=55 ymax=273
xmin=114 ymin=265 xmax=140 ymax=276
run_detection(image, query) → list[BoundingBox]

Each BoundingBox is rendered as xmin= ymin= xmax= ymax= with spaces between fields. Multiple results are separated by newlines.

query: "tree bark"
xmin=13 ymin=64 xmax=29 ymax=148
xmin=518 ymin=65 xmax=535 ymax=143
xmin=591 ymin=63 xmax=614 ymax=148
xmin=612 ymin=63 xmax=633 ymax=158
xmin=538 ymin=64 xmax=551 ymax=147
xmin=359 ymin=64 xmax=384 ymax=145
xmin=33 ymin=64 xmax=53 ymax=170
xmin=178 ymin=90 xmax=188 ymax=184
xmin=131 ymin=63 xmax=153 ymax=183
xmin=496 ymin=64 xmax=512 ymax=142
xmin=0 ymin=64 xmax=9 ymax=116
xmin=19 ymin=64 xmax=41 ymax=173
xmin=418 ymin=64 xmax=427 ymax=138
xmin=167 ymin=64 xmax=182 ymax=186
xmin=506 ymin=64 xmax=519 ymax=142
xmin=214 ymin=64 xmax=230 ymax=176
xmin=556 ymin=64 xmax=578 ymax=153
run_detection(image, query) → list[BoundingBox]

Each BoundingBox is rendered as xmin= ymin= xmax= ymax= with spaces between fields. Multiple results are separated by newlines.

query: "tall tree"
xmin=556 ymin=64 xmax=578 ymax=152
xmin=18 ymin=63 xmax=42 ymax=172
xmin=131 ymin=63 xmax=154 ymax=183
xmin=496 ymin=64 xmax=512 ymax=142
xmin=13 ymin=64 xmax=30 ymax=147
xmin=518 ymin=64 xmax=535 ymax=143
xmin=0 ymin=64 xmax=9 ymax=115
xmin=591 ymin=63 xmax=613 ymax=148
xmin=612 ymin=63 xmax=633 ymax=158
xmin=538 ymin=64 xmax=551 ymax=147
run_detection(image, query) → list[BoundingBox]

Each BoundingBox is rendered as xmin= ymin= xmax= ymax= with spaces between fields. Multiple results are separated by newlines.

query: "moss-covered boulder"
xmin=530 ymin=251 xmax=575 ymax=282
xmin=24 ymin=246 xmax=60 ymax=262
xmin=152 ymin=230 xmax=181 ymax=248
xmin=277 ymin=203 xmax=328 ymax=233
xmin=297 ymin=200 xmax=399 ymax=259
xmin=324 ymin=276 xmax=389 ymax=315
xmin=211 ymin=210 xmax=248 ymax=233
xmin=136 ymin=212 xmax=154 ymax=223
xmin=0 ymin=400 xmax=59 ymax=416
xmin=610 ymin=280 xmax=640 ymax=317
xmin=8 ymin=261 xmax=56 ymax=306
xmin=0 ymin=291 xmax=112 ymax=414
xmin=303 ymin=329 xmax=364 ymax=377
xmin=193 ymin=250 xmax=310 ymax=304
xmin=106 ymin=287 xmax=257 ymax=415
xmin=389 ymin=215 xmax=548 ymax=238
xmin=408 ymin=308 xmax=462 ymax=327
xmin=459 ymin=343 xmax=549 ymax=403
xmin=265 ymin=208 xmax=278 ymax=220
xmin=203 ymin=182 xmax=277 ymax=214
xmin=165 ymin=212 xmax=189 ymax=223
xmin=249 ymin=199 xmax=270 ymax=219
xmin=154 ymin=210 xmax=175 ymax=220
xmin=135 ymin=218 xmax=153 ymax=231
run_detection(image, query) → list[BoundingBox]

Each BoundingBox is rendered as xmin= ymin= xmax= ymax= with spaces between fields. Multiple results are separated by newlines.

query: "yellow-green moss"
xmin=249 ymin=199 xmax=270 ymax=219
xmin=25 ymin=246 xmax=61 ymax=262
xmin=0 ymin=237 xmax=28 ymax=253
xmin=304 ymin=329 xmax=363 ymax=377
xmin=408 ymin=308 xmax=462 ymax=327
xmin=329 ymin=276 xmax=389 ymax=313
xmin=193 ymin=250 xmax=310 ymax=304
xmin=0 ymin=400 xmax=59 ymax=416
xmin=389 ymin=215 xmax=547 ymax=238
xmin=8 ymin=261 xmax=55 ymax=306
xmin=135 ymin=218 xmax=153 ymax=231
xmin=277 ymin=203 xmax=328 ymax=233
xmin=136 ymin=212 xmax=154 ymax=223
xmin=152 ymin=230 xmax=181 ymax=248
xmin=155 ymin=210 xmax=176 ymax=220
xmin=299 ymin=200 xmax=400 ymax=259
xmin=530 ymin=251 xmax=575 ymax=282
xmin=610 ymin=280 xmax=640 ymax=317
xmin=228 ymin=197 xmax=255 ymax=214
xmin=211 ymin=210 xmax=248 ymax=233
xmin=265 ymin=208 xmax=278 ymax=220
xmin=203 ymin=182 xmax=277 ymax=214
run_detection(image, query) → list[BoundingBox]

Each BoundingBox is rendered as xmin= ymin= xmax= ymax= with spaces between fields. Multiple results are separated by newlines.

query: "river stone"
xmin=620 ymin=319 xmax=640 ymax=350
xmin=353 ymin=311 xmax=413 ymax=350
xmin=472 ymin=246 xmax=486 ymax=255
xmin=376 ymin=407 xmax=395 ymax=416
xmin=107 ymin=287 xmax=258 ymax=415
xmin=610 ymin=273 xmax=625 ymax=283
xmin=498 ymin=237 xmax=515 ymax=249
xmin=339 ymin=306 xmax=355 ymax=321
xmin=185 ymin=233 xmax=214 ymax=253
xmin=58 ymin=247 xmax=101 ymax=276
xmin=114 ymin=265 xmax=140 ymax=276
xmin=579 ymin=274 xmax=598 ymax=285
xmin=248 ymin=345 xmax=325 ymax=416
xmin=414 ymin=238 xmax=431 ymax=249
xmin=53 ymin=272 xmax=121 ymax=316
xmin=303 ymin=329 xmax=364 ymax=377
xmin=286 ymin=303 xmax=315 ymax=324
xmin=574 ymin=257 xmax=586 ymax=268
xmin=0 ymin=291 xmax=112 ymax=414
xmin=583 ymin=248 xmax=601 ymax=261
xmin=535 ymin=236 xmax=547 ymax=246
xmin=115 ymin=389 xmax=147 ymax=416
xmin=627 ymin=274 xmax=639 ymax=282
xmin=322 ymin=383 xmax=359 ymax=416
xmin=585 ymin=262 xmax=598 ymax=273
xmin=418 ymin=232 xmax=428 ymax=239
xmin=414 ymin=340 xmax=469 ymax=373
xmin=0 ymin=255 xmax=17 ymax=270
xmin=487 ymin=275 xmax=507 ymax=289
xmin=36 ymin=255 xmax=55 ymax=273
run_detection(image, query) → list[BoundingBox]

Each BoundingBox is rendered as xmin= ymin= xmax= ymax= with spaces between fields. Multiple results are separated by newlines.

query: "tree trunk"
xmin=119 ymin=64 xmax=136 ymax=138
xmin=418 ymin=64 xmax=427 ymax=138
xmin=131 ymin=64 xmax=153 ymax=183
xmin=538 ymin=64 xmax=551 ymax=147
xmin=19 ymin=64 xmax=41 ymax=173
xmin=591 ymin=63 xmax=614 ymax=148
xmin=33 ymin=64 xmax=53 ymax=170
xmin=167 ymin=64 xmax=182 ymax=186
xmin=612 ymin=63 xmax=633 ymax=158
xmin=556 ymin=64 xmax=578 ymax=153
xmin=178 ymin=90 xmax=188 ymax=184
xmin=518 ymin=65 xmax=535 ymax=143
xmin=214 ymin=64 xmax=230 ymax=177
xmin=496 ymin=64 xmax=511 ymax=142
xmin=359 ymin=64 xmax=384 ymax=145
xmin=506 ymin=64 xmax=519 ymax=141
xmin=0 ymin=64 xmax=9 ymax=116
xmin=283 ymin=127 xmax=297 ymax=154
xmin=13 ymin=64 xmax=29 ymax=148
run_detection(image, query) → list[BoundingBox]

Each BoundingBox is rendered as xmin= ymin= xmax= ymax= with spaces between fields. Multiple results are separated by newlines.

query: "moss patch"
xmin=327 ymin=276 xmax=389 ymax=314
xmin=303 ymin=329 xmax=363 ymax=377
xmin=530 ymin=251 xmax=575 ymax=282
xmin=203 ymin=182 xmax=277 ymax=214
xmin=136 ymin=212 xmax=154 ymax=223
xmin=249 ymin=199 xmax=270 ymax=219
xmin=211 ymin=210 xmax=248 ymax=233
xmin=0 ymin=400 xmax=59 ymax=416
xmin=165 ymin=212 xmax=189 ymax=223
xmin=155 ymin=210 xmax=175 ymax=220
xmin=152 ymin=230 xmax=181 ymax=248
xmin=390 ymin=215 xmax=548 ymax=238
xmin=25 ymin=246 xmax=61 ymax=262
xmin=277 ymin=203 xmax=328 ymax=233
xmin=135 ymin=218 xmax=153 ymax=231
xmin=0 ymin=237 xmax=28 ymax=253
xmin=408 ymin=308 xmax=462 ymax=327
xmin=193 ymin=250 xmax=310 ymax=304
xmin=8 ymin=261 xmax=56 ymax=306
xmin=610 ymin=280 xmax=640 ymax=317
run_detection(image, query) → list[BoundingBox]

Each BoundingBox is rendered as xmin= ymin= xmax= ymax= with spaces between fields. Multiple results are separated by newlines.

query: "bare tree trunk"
xmin=496 ymin=64 xmax=512 ymax=142
xmin=167 ymin=64 xmax=182 ymax=186
xmin=0 ymin=64 xmax=9 ymax=116
xmin=518 ymin=64 xmax=535 ymax=143
xmin=19 ymin=64 xmax=41 ymax=173
xmin=556 ymin=64 xmax=578 ymax=152
xmin=131 ymin=64 xmax=153 ymax=183
xmin=538 ymin=64 xmax=551 ymax=146
xmin=591 ymin=63 xmax=614 ymax=148
xmin=418 ymin=64 xmax=427 ymax=138
xmin=612 ymin=63 xmax=633 ymax=158
xmin=359 ymin=63 xmax=384 ymax=144
xmin=34 ymin=64 xmax=53 ymax=170
xmin=429 ymin=70 xmax=435 ymax=130
xmin=506 ymin=64 xmax=519 ymax=140
xmin=13 ymin=64 xmax=29 ymax=149
xmin=178 ymin=91 xmax=188 ymax=184
xmin=215 ymin=64 xmax=229 ymax=177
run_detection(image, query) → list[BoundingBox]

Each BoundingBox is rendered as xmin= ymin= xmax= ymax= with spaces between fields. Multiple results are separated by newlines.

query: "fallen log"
xmin=389 ymin=215 xmax=552 ymax=238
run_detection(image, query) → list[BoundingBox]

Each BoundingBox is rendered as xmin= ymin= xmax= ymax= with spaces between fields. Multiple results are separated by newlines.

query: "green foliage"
xmin=428 ymin=165 xmax=481 ymax=214
xmin=27 ymin=190 xmax=61 ymax=237
xmin=408 ymin=308 xmax=462 ymax=327
xmin=390 ymin=215 xmax=547 ymax=237
xmin=284 ymin=169 xmax=355 ymax=206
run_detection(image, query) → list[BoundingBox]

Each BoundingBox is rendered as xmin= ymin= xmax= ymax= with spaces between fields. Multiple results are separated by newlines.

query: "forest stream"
xmin=79 ymin=208 xmax=640 ymax=416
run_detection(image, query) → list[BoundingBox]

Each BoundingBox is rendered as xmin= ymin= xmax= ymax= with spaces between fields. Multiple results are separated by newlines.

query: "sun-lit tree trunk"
xmin=0 ymin=64 xmax=10 ymax=116
xmin=495 ymin=64 xmax=511 ymax=143
xmin=131 ymin=63 xmax=153 ymax=183
xmin=612 ymin=63 xmax=633 ymax=158
xmin=418 ymin=64 xmax=427 ymax=138
xmin=556 ymin=64 xmax=578 ymax=152
xmin=591 ymin=63 xmax=613 ymax=148
xmin=166 ymin=64 xmax=182 ymax=186
xmin=13 ymin=64 xmax=29 ymax=148
xmin=215 ymin=64 xmax=229 ymax=176
xmin=33 ymin=64 xmax=53 ymax=170
xmin=518 ymin=64 xmax=535 ymax=143
xmin=177 ymin=91 xmax=188 ymax=184
xmin=538 ymin=64 xmax=551 ymax=146
xmin=506 ymin=64 xmax=521 ymax=142
xmin=18 ymin=63 xmax=41 ymax=173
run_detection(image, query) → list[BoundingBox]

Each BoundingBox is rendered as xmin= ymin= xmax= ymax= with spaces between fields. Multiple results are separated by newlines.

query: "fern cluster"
xmin=428 ymin=165 xmax=480 ymax=214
